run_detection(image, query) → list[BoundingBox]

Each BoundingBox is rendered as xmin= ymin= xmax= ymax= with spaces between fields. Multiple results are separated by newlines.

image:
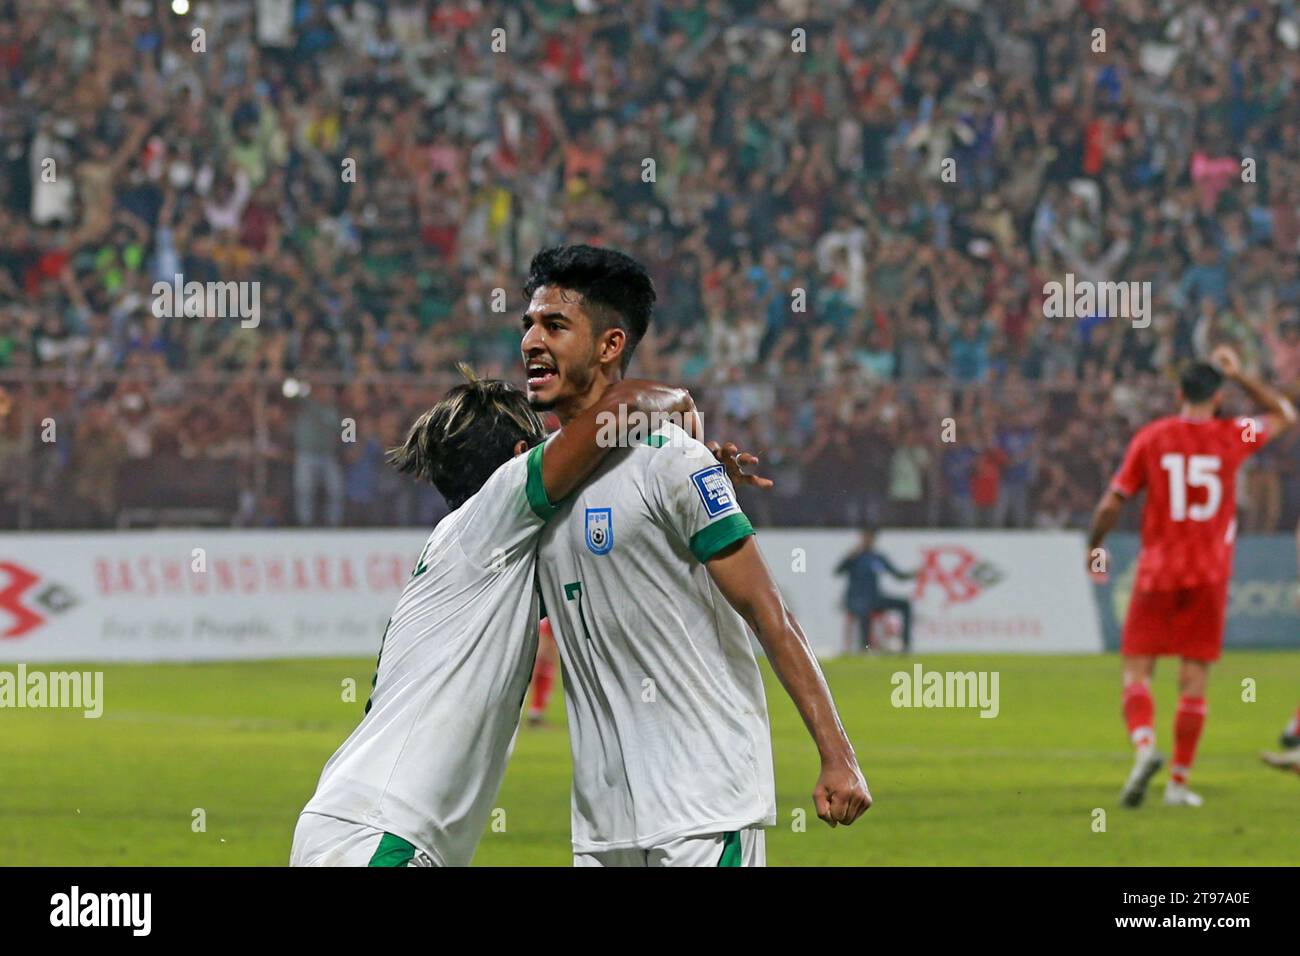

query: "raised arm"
xmin=1212 ymin=344 xmax=1298 ymax=438
xmin=539 ymin=379 xmax=696 ymax=504
xmin=704 ymin=537 xmax=872 ymax=827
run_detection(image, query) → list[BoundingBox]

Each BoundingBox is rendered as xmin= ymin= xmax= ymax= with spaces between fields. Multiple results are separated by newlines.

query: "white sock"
xmin=1132 ymin=727 xmax=1155 ymax=757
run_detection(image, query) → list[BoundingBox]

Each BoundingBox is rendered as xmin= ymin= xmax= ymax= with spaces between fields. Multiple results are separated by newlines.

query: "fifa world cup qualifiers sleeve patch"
xmin=689 ymin=513 xmax=755 ymax=563
xmin=686 ymin=464 xmax=751 ymax=560
xmin=525 ymin=442 xmax=559 ymax=521
xmin=690 ymin=464 xmax=738 ymax=518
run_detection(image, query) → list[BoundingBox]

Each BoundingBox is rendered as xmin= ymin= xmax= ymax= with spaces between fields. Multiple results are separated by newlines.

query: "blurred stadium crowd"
xmin=2 ymin=0 xmax=1300 ymax=532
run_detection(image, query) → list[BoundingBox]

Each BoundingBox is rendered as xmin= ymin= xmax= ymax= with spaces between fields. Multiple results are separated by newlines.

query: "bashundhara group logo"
xmin=913 ymin=545 xmax=1005 ymax=607
xmin=0 ymin=561 xmax=79 ymax=639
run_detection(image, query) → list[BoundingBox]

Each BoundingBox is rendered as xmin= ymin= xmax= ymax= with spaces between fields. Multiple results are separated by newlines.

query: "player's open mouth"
xmin=527 ymin=364 xmax=557 ymax=388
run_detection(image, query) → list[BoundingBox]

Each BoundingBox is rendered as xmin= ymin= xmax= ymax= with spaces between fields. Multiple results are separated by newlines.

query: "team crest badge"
xmin=584 ymin=507 xmax=614 ymax=555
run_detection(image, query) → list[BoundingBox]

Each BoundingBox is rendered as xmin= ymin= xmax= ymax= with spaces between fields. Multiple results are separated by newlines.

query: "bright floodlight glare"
xmin=172 ymin=0 xmax=189 ymax=15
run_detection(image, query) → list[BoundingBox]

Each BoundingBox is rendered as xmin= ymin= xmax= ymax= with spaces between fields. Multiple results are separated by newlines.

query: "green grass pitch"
xmin=2 ymin=653 xmax=1298 ymax=865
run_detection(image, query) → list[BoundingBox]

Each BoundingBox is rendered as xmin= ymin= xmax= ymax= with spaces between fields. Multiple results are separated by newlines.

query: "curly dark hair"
xmin=523 ymin=244 xmax=656 ymax=372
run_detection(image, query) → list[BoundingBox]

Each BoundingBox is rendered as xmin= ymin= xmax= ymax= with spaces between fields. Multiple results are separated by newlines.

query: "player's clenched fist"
xmin=1210 ymin=344 xmax=1241 ymax=379
xmin=813 ymin=761 xmax=873 ymax=827
xmin=1086 ymin=547 xmax=1109 ymax=584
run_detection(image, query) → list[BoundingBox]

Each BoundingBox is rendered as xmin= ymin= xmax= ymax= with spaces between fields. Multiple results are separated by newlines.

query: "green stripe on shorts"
xmin=717 ymin=830 xmax=742 ymax=867
xmin=368 ymin=832 xmax=417 ymax=867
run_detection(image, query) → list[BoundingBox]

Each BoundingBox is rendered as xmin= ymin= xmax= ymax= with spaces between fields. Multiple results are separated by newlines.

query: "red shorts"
xmin=1121 ymin=579 xmax=1229 ymax=662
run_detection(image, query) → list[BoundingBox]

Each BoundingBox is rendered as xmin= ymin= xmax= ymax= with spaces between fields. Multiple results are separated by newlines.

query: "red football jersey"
xmin=1111 ymin=415 xmax=1270 ymax=591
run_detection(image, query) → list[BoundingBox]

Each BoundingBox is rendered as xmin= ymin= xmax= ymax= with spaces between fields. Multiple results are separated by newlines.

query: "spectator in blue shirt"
xmin=948 ymin=318 xmax=991 ymax=384
xmin=1178 ymin=245 xmax=1230 ymax=309
xmin=943 ymin=444 xmax=978 ymax=527
xmin=995 ymin=409 xmax=1038 ymax=528
xmin=343 ymin=434 xmax=385 ymax=526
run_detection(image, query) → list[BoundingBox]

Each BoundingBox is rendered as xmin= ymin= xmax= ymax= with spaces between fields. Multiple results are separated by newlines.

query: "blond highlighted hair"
xmin=388 ymin=365 xmax=546 ymax=509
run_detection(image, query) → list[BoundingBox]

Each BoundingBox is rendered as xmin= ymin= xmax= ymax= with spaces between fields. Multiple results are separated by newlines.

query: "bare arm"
xmin=539 ymin=379 xmax=696 ymax=503
xmin=1213 ymin=344 xmax=1298 ymax=437
xmin=1087 ymin=489 xmax=1124 ymax=552
xmin=705 ymin=537 xmax=872 ymax=827
xmin=1086 ymin=488 xmax=1125 ymax=579
xmin=109 ymin=116 xmax=153 ymax=177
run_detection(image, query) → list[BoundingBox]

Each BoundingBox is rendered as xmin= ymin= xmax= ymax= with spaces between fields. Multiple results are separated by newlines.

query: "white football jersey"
xmin=300 ymin=443 xmax=556 ymax=865
xmin=536 ymin=423 xmax=777 ymax=852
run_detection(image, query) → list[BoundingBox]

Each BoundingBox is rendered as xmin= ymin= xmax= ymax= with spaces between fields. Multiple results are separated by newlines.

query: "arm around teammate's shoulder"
xmin=539 ymin=379 xmax=696 ymax=505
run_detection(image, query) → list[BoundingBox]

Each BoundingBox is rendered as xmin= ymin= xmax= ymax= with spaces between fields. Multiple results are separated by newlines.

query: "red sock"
xmin=530 ymin=660 xmax=555 ymax=716
xmin=1171 ymin=696 xmax=1207 ymax=784
xmin=1122 ymin=681 xmax=1155 ymax=750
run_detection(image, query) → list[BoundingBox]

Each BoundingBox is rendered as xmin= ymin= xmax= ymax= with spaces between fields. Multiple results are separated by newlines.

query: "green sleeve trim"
xmin=525 ymin=442 xmax=559 ymax=521
xmin=368 ymin=832 xmax=417 ymax=867
xmin=642 ymin=433 xmax=669 ymax=447
xmin=689 ymin=513 xmax=754 ymax=563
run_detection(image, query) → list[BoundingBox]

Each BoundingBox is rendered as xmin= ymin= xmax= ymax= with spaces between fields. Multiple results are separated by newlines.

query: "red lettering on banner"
xmin=136 ymin=556 xmax=157 ymax=596
xmin=238 ymin=555 xmax=258 ymax=594
xmin=0 ymin=561 xmax=44 ymax=638
xmin=94 ymin=559 xmax=113 ymax=595
xmin=913 ymin=546 xmax=981 ymax=606
xmin=919 ymin=616 xmax=1044 ymax=638
xmin=367 ymin=554 xmax=405 ymax=591
xmin=213 ymin=558 xmax=236 ymax=592
xmin=161 ymin=558 xmax=184 ymax=593
xmin=94 ymin=548 xmax=415 ymax=598
xmin=265 ymin=557 xmax=286 ymax=592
